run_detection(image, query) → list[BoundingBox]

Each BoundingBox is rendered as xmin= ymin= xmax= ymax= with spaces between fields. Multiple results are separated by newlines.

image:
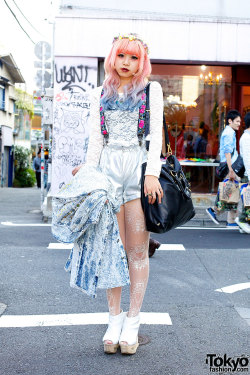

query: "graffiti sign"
xmin=51 ymin=57 xmax=97 ymax=195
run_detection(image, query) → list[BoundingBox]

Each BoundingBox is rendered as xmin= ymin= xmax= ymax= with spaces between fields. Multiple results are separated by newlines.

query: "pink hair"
xmin=102 ymin=37 xmax=151 ymax=109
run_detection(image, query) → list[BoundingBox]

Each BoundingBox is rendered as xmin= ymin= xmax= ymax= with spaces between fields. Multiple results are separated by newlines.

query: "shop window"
xmin=151 ymin=64 xmax=232 ymax=193
xmin=0 ymin=86 xmax=5 ymax=110
xmin=241 ymin=86 xmax=250 ymax=119
xmin=17 ymin=111 xmax=25 ymax=140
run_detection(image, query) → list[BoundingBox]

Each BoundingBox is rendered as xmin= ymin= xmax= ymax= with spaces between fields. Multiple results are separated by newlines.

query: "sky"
xmin=0 ymin=0 xmax=60 ymax=93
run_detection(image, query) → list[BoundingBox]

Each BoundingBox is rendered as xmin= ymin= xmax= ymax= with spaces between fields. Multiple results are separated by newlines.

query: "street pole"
xmin=34 ymin=40 xmax=52 ymax=213
xmin=40 ymin=42 xmax=46 ymax=209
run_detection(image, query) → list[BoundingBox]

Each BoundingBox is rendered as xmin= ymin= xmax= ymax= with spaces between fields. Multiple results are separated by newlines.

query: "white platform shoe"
xmin=119 ymin=314 xmax=140 ymax=355
xmin=103 ymin=311 xmax=126 ymax=354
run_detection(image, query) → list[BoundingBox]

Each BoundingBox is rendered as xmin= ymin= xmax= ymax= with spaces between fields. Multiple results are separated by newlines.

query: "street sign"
xmin=35 ymin=70 xmax=51 ymax=89
xmin=34 ymin=41 xmax=51 ymax=61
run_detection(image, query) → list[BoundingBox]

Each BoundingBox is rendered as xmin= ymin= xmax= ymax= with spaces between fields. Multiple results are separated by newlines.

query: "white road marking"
xmin=47 ymin=243 xmax=185 ymax=251
xmin=0 ymin=303 xmax=7 ymax=316
xmin=47 ymin=243 xmax=73 ymax=249
xmin=0 ymin=312 xmax=172 ymax=328
xmin=0 ymin=222 xmax=238 ymax=231
xmin=176 ymin=226 xmax=238 ymax=230
xmin=158 ymin=244 xmax=185 ymax=251
xmin=235 ymin=307 xmax=250 ymax=319
xmin=1 ymin=221 xmax=51 ymax=227
xmin=215 ymin=282 xmax=250 ymax=294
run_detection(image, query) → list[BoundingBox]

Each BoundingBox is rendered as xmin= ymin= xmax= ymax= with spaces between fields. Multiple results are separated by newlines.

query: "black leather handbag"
xmin=216 ymin=153 xmax=245 ymax=180
xmin=140 ymin=85 xmax=195 ymax=234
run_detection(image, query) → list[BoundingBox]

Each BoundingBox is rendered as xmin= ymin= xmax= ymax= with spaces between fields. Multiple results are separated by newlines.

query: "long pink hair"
xmin=101 ymin=37 xmax=151 ymax=110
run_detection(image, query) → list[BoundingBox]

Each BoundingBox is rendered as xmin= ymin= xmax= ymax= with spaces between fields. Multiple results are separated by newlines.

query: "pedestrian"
xmin=72 ymin=33 xmax=164 ymax=354
xmin=44 ymin=154 xmax=49 ymax=190
xmin=33 ymin=150 xmax=41 ymax=188
xmin=206 ymin=110 xmax=241 ymax=227
xmin=235 ymin=112 xmax=250 ymax=233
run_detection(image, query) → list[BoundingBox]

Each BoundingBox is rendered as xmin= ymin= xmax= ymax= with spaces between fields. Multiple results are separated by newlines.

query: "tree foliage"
xmin=13 ymin=146 xmax=36 ymax=187
xmin=15 ymin=88 xmax=34 ymax=118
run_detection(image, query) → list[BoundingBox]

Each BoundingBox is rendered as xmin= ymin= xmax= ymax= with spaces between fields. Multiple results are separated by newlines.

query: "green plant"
xmin=14 ymin=145 xmax=31 ymax=170
xmin=14 ymin=146 xmax=36 ymax=187
xmin=15 ymin=88 xmax=34 ymax=118
xmin=14 ymin=168 xmax=36 ymax=187
xmin=12 ymin=178 xmax=21 ymax=188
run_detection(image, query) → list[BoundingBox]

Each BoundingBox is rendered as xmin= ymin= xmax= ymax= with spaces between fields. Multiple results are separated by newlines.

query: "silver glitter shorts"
xmin=100 ymin=144 xmax=147 ymax=206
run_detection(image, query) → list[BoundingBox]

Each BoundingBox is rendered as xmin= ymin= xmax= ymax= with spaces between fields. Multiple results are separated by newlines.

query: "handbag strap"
xmin=145 ymin=83 xmax=172 ymax=155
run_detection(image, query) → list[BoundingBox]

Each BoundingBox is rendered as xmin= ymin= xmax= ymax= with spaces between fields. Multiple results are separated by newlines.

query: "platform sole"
xmin=120 ymin=342 xmax=139 ymax=355
xmin=104 ymin=343 xmax=119 ymax=354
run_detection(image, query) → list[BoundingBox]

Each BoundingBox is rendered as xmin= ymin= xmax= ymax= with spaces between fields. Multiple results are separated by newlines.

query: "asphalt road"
xmin=0 ymin=188 xmax=249 ymax=375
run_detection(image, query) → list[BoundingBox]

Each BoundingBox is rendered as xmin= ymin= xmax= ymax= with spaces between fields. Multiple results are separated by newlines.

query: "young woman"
xmin=75 ymin=34 xmax=164 ymax=355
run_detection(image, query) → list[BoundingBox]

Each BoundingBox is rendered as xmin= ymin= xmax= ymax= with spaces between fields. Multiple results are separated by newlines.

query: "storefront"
xmin=151 ymin=64 xmax=250 ymax=193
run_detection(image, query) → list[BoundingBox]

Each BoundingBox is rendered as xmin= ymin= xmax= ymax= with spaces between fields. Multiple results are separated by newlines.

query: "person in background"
xmin=33 ymin=150 xmax=41 ymax=188
xmin=194 ymin=122 xmax=208 ymax=159
xmin=235 ymin=112 xmax=250 ymax=233
xmin=44 ymin=154 xmax=49 ymax=190
xmin=206 ymin=110 xmax=241 ymax=227
xmin=185 ymin=134 xmax=194 ymax=158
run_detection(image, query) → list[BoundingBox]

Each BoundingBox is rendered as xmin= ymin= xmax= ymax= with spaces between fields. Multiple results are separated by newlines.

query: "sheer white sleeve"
xmin=240 ymin=133 xmax=250 ymax=180
xmin=86 ymin=87 xmax=104 ymax=167
xmin=145 ymin=81 xmax=163 ymax=178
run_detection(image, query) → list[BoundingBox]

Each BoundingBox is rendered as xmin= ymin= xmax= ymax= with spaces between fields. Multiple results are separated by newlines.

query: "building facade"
xmin=0 ymin=54 xmax=25 ymax=187
xmin=53 ymin=0 xmax=250 ymax=193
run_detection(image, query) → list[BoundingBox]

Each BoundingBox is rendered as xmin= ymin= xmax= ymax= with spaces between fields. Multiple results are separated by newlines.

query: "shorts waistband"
xmin=103 ymin=144 xmax=146 ymax=152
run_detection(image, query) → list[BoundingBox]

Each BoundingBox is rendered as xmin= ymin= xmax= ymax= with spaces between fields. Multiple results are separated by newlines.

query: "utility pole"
xmin=34 ymin=41 xmax=52 ymax=211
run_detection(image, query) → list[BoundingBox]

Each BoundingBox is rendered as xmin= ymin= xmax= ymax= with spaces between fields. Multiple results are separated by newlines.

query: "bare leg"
xmin=227 ymin=209 xmax=238 ymax=224
xmin=124 ymin=198 xmax=150 ymax=318
xmin=119 ymin=198 xmax=149 ymax=347
xmin=104 ymin=205 xmax=125 ymax=345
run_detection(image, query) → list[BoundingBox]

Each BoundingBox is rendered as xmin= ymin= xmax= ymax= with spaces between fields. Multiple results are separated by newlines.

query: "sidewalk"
xmin=0 ymin=187 xmax=42 ymax=224
xmin=190 ymin=193 xmax=228 ymax=228
xmin=0 ymin=188 xmax=230 ymax=227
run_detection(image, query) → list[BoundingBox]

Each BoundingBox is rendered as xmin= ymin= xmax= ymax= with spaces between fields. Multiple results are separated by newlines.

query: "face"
xmin=114 ymin=52 xmax=139 ymax=79
xmin=229 ymin=116 xmax=241 ymax=131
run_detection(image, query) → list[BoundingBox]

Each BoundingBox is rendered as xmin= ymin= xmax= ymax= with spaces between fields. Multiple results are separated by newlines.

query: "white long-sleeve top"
xmin=86 ymin=81 xmax=163 ymax=177
xmin=240 ymin=129 xmax=250 ymax=180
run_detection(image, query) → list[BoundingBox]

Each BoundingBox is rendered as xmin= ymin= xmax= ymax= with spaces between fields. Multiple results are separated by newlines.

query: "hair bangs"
xmin=115 ymin=39 xmax=142 ymax=58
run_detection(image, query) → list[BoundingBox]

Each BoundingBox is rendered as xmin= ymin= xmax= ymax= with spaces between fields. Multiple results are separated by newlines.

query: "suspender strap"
xmin=145 ymin=83 xmax=150 ymax=138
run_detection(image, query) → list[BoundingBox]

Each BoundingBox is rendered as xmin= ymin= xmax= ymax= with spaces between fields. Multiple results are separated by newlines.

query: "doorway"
xmin=241 ymin=86 xmax=250 ymax=118
xmin=238 ymin=86 xmax=250 ymax=140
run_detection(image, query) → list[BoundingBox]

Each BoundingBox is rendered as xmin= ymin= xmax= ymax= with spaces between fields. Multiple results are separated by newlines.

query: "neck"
xmin=118 ymin=77 xmax=133 ymax=92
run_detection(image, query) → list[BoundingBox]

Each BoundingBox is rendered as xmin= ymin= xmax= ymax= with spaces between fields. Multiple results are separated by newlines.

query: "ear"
xmin=228 ymin=119 xmax=232 ymax=125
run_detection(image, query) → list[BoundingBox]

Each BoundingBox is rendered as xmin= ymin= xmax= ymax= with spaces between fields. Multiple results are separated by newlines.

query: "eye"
xmin=117 ymin=53 xmax=124 ymax=58
xmin=131 ymin=55 xmax=138 ymax=60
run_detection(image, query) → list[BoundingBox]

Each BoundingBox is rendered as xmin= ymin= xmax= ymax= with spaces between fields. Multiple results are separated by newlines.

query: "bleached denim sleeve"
xmin=223 ymin=132 xmax=235 ymax=154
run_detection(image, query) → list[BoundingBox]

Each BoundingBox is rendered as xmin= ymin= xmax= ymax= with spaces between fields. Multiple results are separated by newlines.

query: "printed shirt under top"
xmin=219 ymin=125 xmax=238 ymax=163
xmin=86 ymin=81 xmax=164 ymax=178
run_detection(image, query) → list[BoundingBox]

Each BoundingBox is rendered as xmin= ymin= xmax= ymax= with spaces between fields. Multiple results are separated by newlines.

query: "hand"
xmin=72 ymin=165 xmax=83 ymax=176
xmin=228 ymin=168 xmax=236 ymax=181
xmin=144 ymin=175 xmax=163 ymax=205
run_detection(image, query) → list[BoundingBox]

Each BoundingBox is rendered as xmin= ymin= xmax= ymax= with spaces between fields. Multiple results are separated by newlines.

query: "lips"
xmin=121 ymin=68 xmax=129 ymax=72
